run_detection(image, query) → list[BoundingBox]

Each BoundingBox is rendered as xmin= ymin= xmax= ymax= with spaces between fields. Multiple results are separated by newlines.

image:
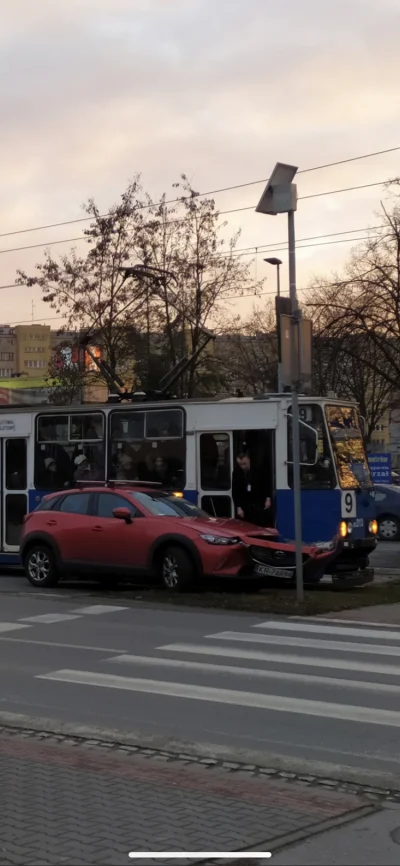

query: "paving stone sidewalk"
xmin=0 ymin=730 xmax=370 ymax=865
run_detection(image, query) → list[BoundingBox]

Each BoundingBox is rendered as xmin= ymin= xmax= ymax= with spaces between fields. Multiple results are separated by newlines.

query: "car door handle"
xmin=92 ymin=526 xmax=103 ymax=532
xmin=46 ymin=520 xmax=57 ymax=526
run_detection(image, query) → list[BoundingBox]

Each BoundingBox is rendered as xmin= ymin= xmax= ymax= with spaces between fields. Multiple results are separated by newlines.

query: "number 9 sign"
xmin=341 ymin=490 xmax=356 ymax=518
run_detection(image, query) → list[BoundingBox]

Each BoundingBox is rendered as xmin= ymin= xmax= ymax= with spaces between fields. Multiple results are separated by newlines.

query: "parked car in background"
xmin=375 ymin=484 xmax=400 ymax=540
xmin=20 ymin=484 xmax=340 ymax=591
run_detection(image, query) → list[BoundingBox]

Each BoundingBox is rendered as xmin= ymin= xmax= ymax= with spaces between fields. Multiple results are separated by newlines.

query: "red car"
xmin=20 ymin=484 xmax=340 ymax=591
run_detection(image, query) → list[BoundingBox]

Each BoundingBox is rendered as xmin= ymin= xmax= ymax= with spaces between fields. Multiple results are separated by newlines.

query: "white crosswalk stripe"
xmin=36 ymin=618 xmax=400 ymax=730
xmin=205 ymin=630 xmax=400 ymax=656
xmin=254 ymin=620 xmax=400 ymax=640
xmin=20 ymin=614 xmax=81 ymax=624
xmin=36 ymin=668 xmax=400 ymax=727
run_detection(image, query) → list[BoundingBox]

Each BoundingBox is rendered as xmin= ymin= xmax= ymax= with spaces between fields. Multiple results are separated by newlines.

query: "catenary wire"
xmin=0 ymin=145 xmax=397 ymax=240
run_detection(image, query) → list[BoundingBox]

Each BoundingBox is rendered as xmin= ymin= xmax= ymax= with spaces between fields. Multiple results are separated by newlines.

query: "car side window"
xmin=97 ymin=493 xmax=136 ymax=519
xmin=57 ymin=493 xmax=91 ymax=515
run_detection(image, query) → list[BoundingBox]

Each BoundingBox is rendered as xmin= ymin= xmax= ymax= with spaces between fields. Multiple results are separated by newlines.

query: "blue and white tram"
xmin=0 ymin=395 xmax=377 ymax=580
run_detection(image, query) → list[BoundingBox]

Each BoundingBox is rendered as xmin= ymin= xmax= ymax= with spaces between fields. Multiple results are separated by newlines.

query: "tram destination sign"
xmin=0 ymin=415 xmax=32 ymax=436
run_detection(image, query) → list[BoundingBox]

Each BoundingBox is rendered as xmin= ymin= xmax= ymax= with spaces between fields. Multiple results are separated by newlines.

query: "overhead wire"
xmin=0 ymin=144 xmax=397 ymax=240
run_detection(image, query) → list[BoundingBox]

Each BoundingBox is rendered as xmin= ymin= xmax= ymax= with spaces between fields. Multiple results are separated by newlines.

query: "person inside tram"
xmin=115 ymin=451 xmax=135 ymax=480
xmin=38 ymin=456 xmax=69 ymax=490
xmin=73 ymin=453 xmax=103 ymax=482
xmin=232 ymin=451 xmax=272 ymax=526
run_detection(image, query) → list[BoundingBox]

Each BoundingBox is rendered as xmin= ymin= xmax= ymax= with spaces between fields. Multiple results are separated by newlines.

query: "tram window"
xmin=145 ymin=409 xmax=183 ymax=439
xmin=110 ymin=439 xmax=185 ymax=488
xmin=201 ymin=495 xmax=232 ymax=518
xmin=35 ymin=412 xmax=105 ymax=489
xmin=37 ymin=415 xmax=68 ymax=443
xmin=200 ymin=433 xmax=230 ymax=490
xmin=6 ymin=439 xmax=27 ymax=490
xmin=109 ymin=409 xmax=185 ymax=487
xmin=111 ymin=412 xmax=145 ymax=442
xmin=70 ymin=414 xmax=104 ymax=441
xmin=5 ymin=494 xmax=27 ymax=546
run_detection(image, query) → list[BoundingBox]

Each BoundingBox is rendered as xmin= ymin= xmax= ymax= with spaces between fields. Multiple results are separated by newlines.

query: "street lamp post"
xmin=256 ymin=163 xmax=304 ymax=602
xmin=264 ymin=256 xmax=283 ymax=391
xmin=264 ymin=256 xmax=282 ymax=297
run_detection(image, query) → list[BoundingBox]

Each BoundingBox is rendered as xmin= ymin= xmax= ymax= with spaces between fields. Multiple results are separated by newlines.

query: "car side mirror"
xmin=113 ymin=507 xmax=133 ymax=524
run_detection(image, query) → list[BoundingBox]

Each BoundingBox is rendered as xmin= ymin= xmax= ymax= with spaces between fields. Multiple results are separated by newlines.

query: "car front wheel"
xmin=378 ymin=516 xmax=400 ymax=541
xmin=24 ymin=544 xmax=60 ymax=588
xmin=160 ymin=546 xmax=195 ymax=592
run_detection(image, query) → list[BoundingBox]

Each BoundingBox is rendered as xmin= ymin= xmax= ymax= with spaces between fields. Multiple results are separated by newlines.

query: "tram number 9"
xmin=341 ymin=491 xmax=356 ymax=518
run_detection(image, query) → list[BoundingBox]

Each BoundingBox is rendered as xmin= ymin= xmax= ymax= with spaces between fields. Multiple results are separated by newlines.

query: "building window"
xmin=24 ymin=360 xmax=47 ymax=369
xmin=0 ymin=369 xmax=14 ymax=377
xmin=0 ymin=353 xmax=13 ymax=361
xmin=25 ymin=347 xmax=45 ymax=354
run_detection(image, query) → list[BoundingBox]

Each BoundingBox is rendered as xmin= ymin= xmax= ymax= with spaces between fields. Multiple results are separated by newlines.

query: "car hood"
xmin=162 ymin=515 xmax=279 ymax=539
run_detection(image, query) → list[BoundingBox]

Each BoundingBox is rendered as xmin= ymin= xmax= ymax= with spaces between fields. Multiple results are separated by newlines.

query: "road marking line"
xmin=20 ymin=614 xmax=82 ymax=624
xmin=72 ymin=605 xmax=129 ymax=615
xmin=290 ymin=616 xmax=400 ymax=628
xmin=36 ymin=669 xmax=400 ymax=727
xmin=0 ymin=637 xmax=128 ymax=652
xmin=207 ymin=631 xmax=400 ymax=657
xmin=129 ymin=854 xmax=271 ymax=860
xmin=159 ymin=642 xmax=400 ymax=676
xmin=0 ymin=623 xmax=31 ymax=634
xmin=254 ymin=621 xmax=400 ymax=641
xmin=107 ymin=653 xmax=400 ymax=694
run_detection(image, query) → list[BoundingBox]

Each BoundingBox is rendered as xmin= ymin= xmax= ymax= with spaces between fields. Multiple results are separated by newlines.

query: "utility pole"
xmin=256 ymin=163 xmax=304 ymax=602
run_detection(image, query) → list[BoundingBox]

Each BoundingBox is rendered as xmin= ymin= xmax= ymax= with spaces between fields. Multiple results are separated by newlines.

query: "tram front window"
xmin=326 ymin=405 xmax=371 ymax=489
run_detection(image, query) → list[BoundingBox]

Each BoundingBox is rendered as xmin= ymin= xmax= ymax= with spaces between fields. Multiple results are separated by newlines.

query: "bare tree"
xmin=218 ymin=304 xmax=278 ymax=396
xmin=17 ymin=179 xmax=148 ymax=384
xmin=309 ymin=189 xmax=400 ymax=391
xmin=134 ymin=176 xmax=259 ymax=396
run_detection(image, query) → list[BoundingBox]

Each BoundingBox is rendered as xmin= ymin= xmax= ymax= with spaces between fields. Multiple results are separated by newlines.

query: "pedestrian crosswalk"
xmin=36 ymin=615 xmax=400 ymax=731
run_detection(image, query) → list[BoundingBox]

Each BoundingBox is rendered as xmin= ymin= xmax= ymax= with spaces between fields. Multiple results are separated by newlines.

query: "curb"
xmin=0 ymin=711 xmax=399 ymax=802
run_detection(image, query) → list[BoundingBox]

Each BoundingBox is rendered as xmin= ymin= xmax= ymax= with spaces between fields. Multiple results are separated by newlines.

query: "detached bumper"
xmin=331 ymin=567 xmax=374 ymax=588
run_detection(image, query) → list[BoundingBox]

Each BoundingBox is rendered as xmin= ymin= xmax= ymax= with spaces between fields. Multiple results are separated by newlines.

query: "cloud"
xmin=0 ymin=0 xmax=399 ymax=322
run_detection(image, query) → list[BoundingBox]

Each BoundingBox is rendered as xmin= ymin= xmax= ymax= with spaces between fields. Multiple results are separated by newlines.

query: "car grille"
xmin=249 ymin=546 xmax=309 ymax=567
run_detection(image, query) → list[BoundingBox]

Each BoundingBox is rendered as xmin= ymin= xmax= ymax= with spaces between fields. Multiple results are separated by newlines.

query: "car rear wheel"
xmin=378 ymin=515 xmax=400 ymax=541
xmin=160 ymin=546 xmax=195 ymax=592
xmin=24 ymin=544 xmax=60 ymax=588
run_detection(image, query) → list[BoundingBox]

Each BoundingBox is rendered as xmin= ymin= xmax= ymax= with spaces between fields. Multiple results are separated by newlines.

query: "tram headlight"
xmin=339 ymin=520 xmax=353 ymax=538
xmin=369 ymin=519 xmax=378 ymax=536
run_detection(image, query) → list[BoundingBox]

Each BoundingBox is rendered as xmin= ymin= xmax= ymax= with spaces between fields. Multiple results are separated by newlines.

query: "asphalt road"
xmin=370 ymin=540 xmax=400 ymax=570
xmin=1 ymin=587 xmax=400 ymax=791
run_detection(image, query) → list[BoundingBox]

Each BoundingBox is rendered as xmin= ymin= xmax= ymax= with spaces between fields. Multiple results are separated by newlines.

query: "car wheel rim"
xmin=28 ymin=550 xmax=50 ymax=582
xmin=379 ymin=519 xmax=398 ymax=539
xmin=163 ymin=555 xmax=179 ymax=588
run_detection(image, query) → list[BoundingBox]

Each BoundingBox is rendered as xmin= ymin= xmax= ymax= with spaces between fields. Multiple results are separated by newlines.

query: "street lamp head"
xmin=264 ymin=257 xmax=282 ymax=267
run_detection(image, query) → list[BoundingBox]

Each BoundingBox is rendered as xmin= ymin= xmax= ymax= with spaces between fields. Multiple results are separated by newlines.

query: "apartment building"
xmin=14 ymin=324 xmax=51 ymax=378
xmin=0 ymin=327 xmax=17 ymax=378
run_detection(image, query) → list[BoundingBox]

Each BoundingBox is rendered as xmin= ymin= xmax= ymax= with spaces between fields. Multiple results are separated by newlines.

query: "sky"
xmin=1 ymin=0 xmax=400 ymax=328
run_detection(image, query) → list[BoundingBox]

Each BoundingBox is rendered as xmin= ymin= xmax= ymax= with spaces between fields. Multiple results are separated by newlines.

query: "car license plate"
xmin=254 ymin=563 xmax=294 ymax=578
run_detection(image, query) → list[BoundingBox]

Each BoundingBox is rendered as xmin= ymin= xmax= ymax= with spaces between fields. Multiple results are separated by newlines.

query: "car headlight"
xmin=369 ymin=519 xmax=378 ymax=535
xmin=315 ymin=541 xmax=335 ymax=551
xmin=200 ymin=534 xmax=241 ymax=545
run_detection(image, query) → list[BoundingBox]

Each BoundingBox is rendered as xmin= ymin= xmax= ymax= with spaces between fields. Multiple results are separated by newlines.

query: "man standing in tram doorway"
xmin=232 ymin=451 xmax=272 ymax=526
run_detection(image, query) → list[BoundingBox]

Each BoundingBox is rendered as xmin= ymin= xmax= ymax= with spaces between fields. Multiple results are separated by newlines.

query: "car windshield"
xmin=325 ymin=405 xmax=372 ymax=489
xmin=133 ymin=492 xmax=208 ymax=517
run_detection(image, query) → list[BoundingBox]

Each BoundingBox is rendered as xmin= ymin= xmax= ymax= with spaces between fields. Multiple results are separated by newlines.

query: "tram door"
xmin=2 ymin=438 xmax=28 ymax=551
xmin=197 ymin=432 xmax=233 ymax=517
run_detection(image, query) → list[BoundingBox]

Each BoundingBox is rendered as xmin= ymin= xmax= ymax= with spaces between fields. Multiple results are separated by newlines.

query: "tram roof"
xmin=0 ymin=394 xmax=358 ymax=413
